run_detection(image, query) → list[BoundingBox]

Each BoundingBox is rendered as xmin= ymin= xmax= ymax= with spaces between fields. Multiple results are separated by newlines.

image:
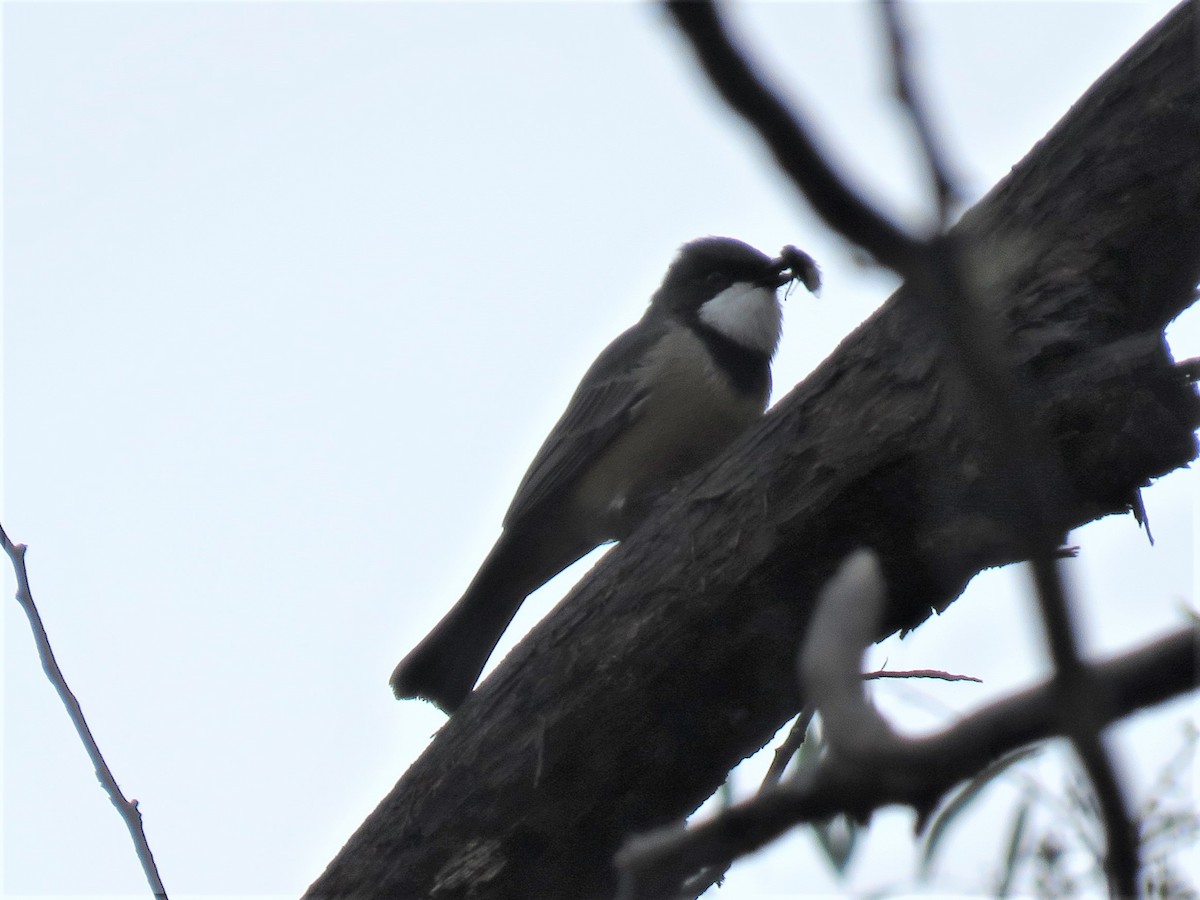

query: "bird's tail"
xmin=388 ymin=580 xmax=523 ymax=715
xmin=390 ymin=525 xmax=592 ymax=714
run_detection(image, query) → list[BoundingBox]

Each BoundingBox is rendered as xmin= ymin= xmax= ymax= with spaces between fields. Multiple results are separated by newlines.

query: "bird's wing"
xmin=501 ymin=319 xmax=659 ymax=528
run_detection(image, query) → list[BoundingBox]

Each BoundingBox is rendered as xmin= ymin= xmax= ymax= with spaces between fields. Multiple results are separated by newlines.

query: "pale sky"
xmin=4 ymin=3 xmax=1196 ymax=897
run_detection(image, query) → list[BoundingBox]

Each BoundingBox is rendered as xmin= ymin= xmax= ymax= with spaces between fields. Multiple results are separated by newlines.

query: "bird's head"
xmin=652 ymin=236 xmax=820 ymax=357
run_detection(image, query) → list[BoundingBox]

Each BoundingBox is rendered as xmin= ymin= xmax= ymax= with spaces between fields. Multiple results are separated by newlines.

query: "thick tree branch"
xmin=306 ymin=5 xmax=1200 ymax=898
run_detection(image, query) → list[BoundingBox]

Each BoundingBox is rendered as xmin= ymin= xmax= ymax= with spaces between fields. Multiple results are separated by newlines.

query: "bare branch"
xmin=762 ymin=666 xmax=982 ymax=791
xmin=664 ymin=0 xmax=921 ymax=270
xmin=1 ymin=522 xmax=169 ymax=900
xmin=866 ymin=669 xmax=983 ymax=683
xmin=761 ymin=709 xmax=817 ymax=789
xmin=877 ymin=0 xmax=960 ymax=226
xmin=1026 ymin=561 xmax=1140 ymax=895
xmin=616 ymin=615 xmax=1197 ymax=899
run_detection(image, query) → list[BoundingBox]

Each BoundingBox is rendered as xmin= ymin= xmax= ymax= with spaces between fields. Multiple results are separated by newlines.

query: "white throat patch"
xmin=697 ymin=283 xmax=782 ymax=357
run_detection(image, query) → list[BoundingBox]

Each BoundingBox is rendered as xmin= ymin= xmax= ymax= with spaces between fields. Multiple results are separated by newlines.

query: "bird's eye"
xmin=705 ymin=271 xmax=727 ymax=286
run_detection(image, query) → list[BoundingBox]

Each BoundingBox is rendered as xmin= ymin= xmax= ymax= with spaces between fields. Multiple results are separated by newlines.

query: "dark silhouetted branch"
xmin=616 ymin=553 xmax=1197 ymax=899
xmin=665 ymin=0 xmax=921 ymax=270
xmin=878 ymin=0 xmax=960 ymax=226
xmin=668 ymin=2 xmax=1147 ymax=890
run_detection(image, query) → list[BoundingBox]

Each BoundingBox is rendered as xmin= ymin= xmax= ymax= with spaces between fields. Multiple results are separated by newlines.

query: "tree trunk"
xmin=306 ymin=4 xmax=1200 ymax=898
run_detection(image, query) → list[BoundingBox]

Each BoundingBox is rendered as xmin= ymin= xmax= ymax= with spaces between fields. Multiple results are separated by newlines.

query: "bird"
xmin=391 ymin=236 xmax=820 ymax=713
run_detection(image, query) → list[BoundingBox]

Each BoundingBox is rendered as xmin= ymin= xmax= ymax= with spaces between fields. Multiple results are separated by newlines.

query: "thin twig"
xmin=866 ymin=668 xmax=982 ymax=683
xmin=682 ymin=707 xmax=820 ymax=899
xmin=761 ymin=669 xmax=981 ymax=790
xmin=878 ymin=0 xmax=959 ymax=227
xmin=1 ymin=522 xmax=168 ymax=899
xmin=1028 ymin=556 xmax=1139 ymax=896
xmin=761 ymin=708 xmax=817 ymax=788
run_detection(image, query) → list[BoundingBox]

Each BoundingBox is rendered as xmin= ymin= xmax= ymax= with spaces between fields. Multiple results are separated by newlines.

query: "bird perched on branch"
xmin=391 ymin=236 xmax=820 ymax=713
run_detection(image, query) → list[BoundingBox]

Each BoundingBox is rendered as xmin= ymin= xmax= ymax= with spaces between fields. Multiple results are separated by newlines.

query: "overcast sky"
xmin=4 ymin=3 xmax=1196 ymax=898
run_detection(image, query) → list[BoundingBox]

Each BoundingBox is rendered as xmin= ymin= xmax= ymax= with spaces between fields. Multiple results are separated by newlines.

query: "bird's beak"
xmin=768 ymin=267 xmax=796 ymax=289
xmin=760 ymin=257 xmax=794 ymax=289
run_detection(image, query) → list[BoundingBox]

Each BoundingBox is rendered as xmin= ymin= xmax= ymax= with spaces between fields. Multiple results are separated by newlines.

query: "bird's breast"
xmin=571 ymin=327 xmax=769 ymax=537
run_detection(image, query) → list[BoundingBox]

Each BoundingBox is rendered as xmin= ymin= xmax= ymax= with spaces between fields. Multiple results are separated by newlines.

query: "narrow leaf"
xmin=920 ymin=744 xmax=1042 ymax=878
xmin=811 ymin=814 xmax=859 ymax=876
xmin=995 ymin=795 xmax=1032 ymax=897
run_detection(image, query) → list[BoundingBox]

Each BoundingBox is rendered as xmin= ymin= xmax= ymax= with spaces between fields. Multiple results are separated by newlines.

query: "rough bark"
xmin=306 ymin=4 xmax=1200 ymax=898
